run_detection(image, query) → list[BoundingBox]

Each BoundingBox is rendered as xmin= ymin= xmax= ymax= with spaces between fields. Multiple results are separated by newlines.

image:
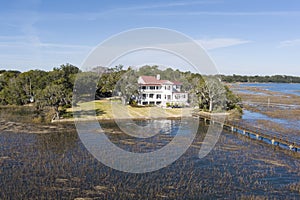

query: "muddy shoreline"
xmin=0 ymin=120 xmax=75 ymax=134
xmin=0 ymin=116 xmax=185 ymax=134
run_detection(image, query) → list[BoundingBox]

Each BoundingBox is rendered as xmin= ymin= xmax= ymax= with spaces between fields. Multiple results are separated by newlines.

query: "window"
xmin=149 ymin=94 xmax=154 ymax=98
xmin=157 ymin=94 xmax=161 ymax=99
xmin=149 ymin=86 xmax=155 ymax=90
xmin=167 ymin=95 xmax=171 ymax=100
xmin=142 ymin=94 xmax=146 ymax=99
xmin=142 ymin=86 xmax=146 ymax=90
xmin=182 ymin=94 xmax=186 ymax=98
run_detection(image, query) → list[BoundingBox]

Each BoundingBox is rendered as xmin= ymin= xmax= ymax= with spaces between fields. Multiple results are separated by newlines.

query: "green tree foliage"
xmin=0 ymin=64 xmax=80 ymax=119
xmin=73 ymin=71 xmax=99 ymax=104
xmin=96 ymin=65 xmax=126 ymax=97
xmin=225 ymin=86 xmax=242 ymax=111
xmin=0 ymin=64 xmax=246 ymax=121
xmin=137 ymin=65 xmax=160 ymax=76
xmin=36 ymin=64 xmax=80 ymax=119
xmin=190 ymin=76 xmax=226 ymax=112
xmin=0 ymin=77 xmax=27 ymax=105
xmin=114 ymin=68 xmax=139 ymax=104
xmin=36 ymin=84 xmax=67 ymax=120
xmin=203 ymin=77 xmax=226 ymax=112
xmin=0 ymin=70 xmax=21 ymax=92
xmin=50 ymin=63 xmax=80 ymax=90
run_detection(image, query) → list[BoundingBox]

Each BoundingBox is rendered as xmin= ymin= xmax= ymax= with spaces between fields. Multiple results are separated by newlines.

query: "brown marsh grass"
xmin=1 ymin=120 xmax=300 ymax=199
xmin=229 ymin=84 xmax=300 ymax=137
xmin=255 ymin=119 xmax=298 ymax=137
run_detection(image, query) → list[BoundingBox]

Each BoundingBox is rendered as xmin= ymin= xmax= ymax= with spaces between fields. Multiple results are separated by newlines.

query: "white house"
xmin=137 ymin=75 xmax=188 ymax=107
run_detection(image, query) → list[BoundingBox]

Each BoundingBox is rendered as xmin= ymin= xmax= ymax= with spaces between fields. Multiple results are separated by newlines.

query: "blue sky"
xmin=1 ymin=0 xmax=300 ymax=75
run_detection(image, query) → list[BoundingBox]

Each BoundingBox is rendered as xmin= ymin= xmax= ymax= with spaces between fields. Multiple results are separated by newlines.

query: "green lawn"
xmin=69 ymin=99 xmax=193 ymax=120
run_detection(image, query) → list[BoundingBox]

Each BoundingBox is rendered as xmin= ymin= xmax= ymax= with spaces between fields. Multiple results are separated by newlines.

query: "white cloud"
xmin=142 ymin=11 xmax=300 ymax=17
xmin=0 ymin=35 xmax=27 ymax=40
xmin=279 ymin=39 xmax=300 ymax=47
xmin=196 ymin=38 xmax=251 ymax=50
xmin=0 ymin=40 xmax=91 ymax=51
xmin=38 ymin=42 xmax=92 ymax=49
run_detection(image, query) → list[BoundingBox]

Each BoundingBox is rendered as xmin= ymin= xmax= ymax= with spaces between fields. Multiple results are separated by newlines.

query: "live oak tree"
xmin=96 ymin=65 xmax=126 ymax=98
xmin=189 ymin=75 xmax=240 ymax=113
xmin=115 ymin=68 xmax=139 ymax=104
xmin=35 ymin=64 xmax=80 ymax=120
xmin=0 ymin=64 xmax=243 ymax=121
xmin=36 ymin=84 xmax=68 ymax=120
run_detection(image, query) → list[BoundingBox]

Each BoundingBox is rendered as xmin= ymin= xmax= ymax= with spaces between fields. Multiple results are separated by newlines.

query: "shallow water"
xmin=242 ymin=110 xmax=300 ymax=130
xmin=238 ymin=83 xmax=300 ymax=96
xmin=231 ymin=88 xmax=269 ymax=96
xmin=1 ymin=120 xmax=300 ymax=199
xmin=233 ymin=83 xmax=300 ymax=133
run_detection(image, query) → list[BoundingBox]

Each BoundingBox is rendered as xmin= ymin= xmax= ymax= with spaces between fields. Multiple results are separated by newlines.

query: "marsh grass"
xmin=230 ymin=84 xmax=300 ymax=105
xmin=255 ymin=119 xmax=298 ymax=137
xmin=229 ymin=84 xmax=300 ymax=141
xmin=1 ymin=120 xmax=300 ymax=199
xmin=245 ymin=104 xmax=300 ymax=121
xmin=287 ymin=182 xmax=300 ymax=193
xmin=0 ymin=105 xmax=39 ymax=123
xmin=0 ymin=105 xmax=60 ymax=124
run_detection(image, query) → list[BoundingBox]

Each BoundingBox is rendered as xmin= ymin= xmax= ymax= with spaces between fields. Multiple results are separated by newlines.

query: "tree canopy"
xmin=0 ymin=64 xmax=256 ymax=121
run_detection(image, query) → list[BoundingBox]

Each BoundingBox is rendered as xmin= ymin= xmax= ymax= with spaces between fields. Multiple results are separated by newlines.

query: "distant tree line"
xmin=218 ymin=74 xmax=300 ymax=83
xmin=0 ymin=64 xmax=245 ymax=121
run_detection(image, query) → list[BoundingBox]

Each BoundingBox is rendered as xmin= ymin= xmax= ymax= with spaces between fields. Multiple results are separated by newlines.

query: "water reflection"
xmin=0 ymin=120 xmax=300 ymax=199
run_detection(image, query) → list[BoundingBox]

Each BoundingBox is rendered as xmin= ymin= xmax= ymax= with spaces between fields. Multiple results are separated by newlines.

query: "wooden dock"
xmin=193 ymin=112 xmax=300 ymax=153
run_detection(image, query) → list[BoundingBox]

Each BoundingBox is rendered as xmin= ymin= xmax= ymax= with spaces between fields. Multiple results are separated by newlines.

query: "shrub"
xmin=129 ymin=99 xmax=137 ymax=106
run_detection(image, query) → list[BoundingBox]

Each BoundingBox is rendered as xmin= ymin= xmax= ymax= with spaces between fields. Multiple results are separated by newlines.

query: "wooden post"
xmin=271 ymin=139 xmax=275 ymax=145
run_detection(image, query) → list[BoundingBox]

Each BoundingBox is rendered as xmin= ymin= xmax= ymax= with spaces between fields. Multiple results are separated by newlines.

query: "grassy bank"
xmin=68 ymin=99 xmax=193 ymax=121
xmin=0 ymin=105 xmax=38 ymax=123
xmin=1 ymin=104 xmax=61 ymax=123
xmin=1 ymin=99 xmax=239 ymax=124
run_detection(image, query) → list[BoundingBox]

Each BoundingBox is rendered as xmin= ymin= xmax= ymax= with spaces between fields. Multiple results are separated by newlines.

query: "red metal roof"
xmin=139 ymin=76 xmax=182 ymax=85
xmin=172 ymin=81 xmax=183 ymax=85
